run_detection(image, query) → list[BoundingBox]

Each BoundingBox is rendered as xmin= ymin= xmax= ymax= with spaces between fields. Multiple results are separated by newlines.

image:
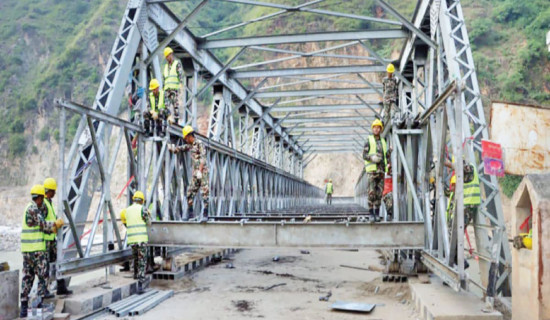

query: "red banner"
xmin=482 ymin=140 xmax=504 ymax=176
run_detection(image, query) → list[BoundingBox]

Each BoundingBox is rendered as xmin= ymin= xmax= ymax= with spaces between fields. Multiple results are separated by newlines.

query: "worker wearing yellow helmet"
xmin=163 ymin=47 xmax=184 ymax=125
xmin=43 ymin=178 xmax=73 ymax=296
xmin=144 ymin=78 xmax=170 ymax=137
xmin=170 ymin=126 xmax=210 ymax=222
xmin=325 ymin=179 xmax=334 ymax=205
xmin=362 ymin=119 xmax=389 ymax=222
xmin=382 ymin=63 xmax=398 ymax=129
xmin=122 ymin=190 xmax=151 ymax=293
xmin=19 ymin=185 xmax=64 ymax=317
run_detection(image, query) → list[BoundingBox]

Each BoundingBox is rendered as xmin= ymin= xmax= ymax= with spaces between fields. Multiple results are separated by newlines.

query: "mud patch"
xmin=252 ymin=270 xmax=319 ymax=282
xmin=232 ymin=299 xmax=253 ymax=312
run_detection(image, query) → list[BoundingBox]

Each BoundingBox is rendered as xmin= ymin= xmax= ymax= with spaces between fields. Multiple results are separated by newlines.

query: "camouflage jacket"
xmin=177 ymin=140 xmax=208 ymax=174
xmin=25 ymin=202 xmax=55 ymax=234
xmin=463 ymin=162 xmax=475 ymax=184
xmin=382 ymin=76 xmax=398 ymax=103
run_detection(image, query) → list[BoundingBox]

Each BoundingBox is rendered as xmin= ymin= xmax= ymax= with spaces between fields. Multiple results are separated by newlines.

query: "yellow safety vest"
xmin=326 ymin=183 xmax=333 ymax=194
xmin=364 ymin=135 xmax=387 ymax=173
xmin=163 ymin=60 xmax=181 ymax=90
xmin=149 ymin=91 xmax=165 ymax=112
xmin=126 ymin=203 xmax=148 ymax=244
xmin=44 ymin=198 xmax=56 ymax=241
xmin=21 ymin=203 xmax=46 ymax=252
xmin=464 ymin=164 xmax=481 ymax=205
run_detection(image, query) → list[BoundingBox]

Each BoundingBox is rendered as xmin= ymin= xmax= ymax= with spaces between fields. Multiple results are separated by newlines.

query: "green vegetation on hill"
xmin=0 ymin=0 xmax=548 ymax=163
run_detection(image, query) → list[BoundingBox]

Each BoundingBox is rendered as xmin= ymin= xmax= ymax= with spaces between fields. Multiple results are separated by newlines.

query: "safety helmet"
xmin=43 ymin=177 xmax=57 ymax=191
xmin=329 ymin=179 xmax=332 ymax=182
xmin=386 ymin=63 xmax=395 ymax=73
xmin=164 ymin=47 xmax=174 ymax=58
xmin=182 ymin=125 xmax=195 ymax=138
xmin=371 ymin=119 xmax=384 ymax=130
xmin=31 ymin=184 xmax=45 ymax=196
xmin=149 ymin=79 xmax=160 ymax=91
xmin=133 ymin=191 xmax=145 ymax=201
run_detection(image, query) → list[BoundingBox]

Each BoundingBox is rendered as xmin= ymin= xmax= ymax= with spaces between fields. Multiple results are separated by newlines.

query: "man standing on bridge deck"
xmin=163 ymin=47 xmax=183 ymax=125
xmin=170 ymin=126 xmax=210 ymax=222
xmin=363 ymin=119 xmax=389 ymax=222
xmin=144 ymin=79 xmax=168 ymax=137
xmin=382 ymin=63 xmax=398 ymax=128
xmin=325 ymin=179 xmax=334 ymax=205
xmin=122 ymin=191 xmax=151 ymax=294
xmin=43 ymin=178 xmax=73 ymax=296
xmin=20 ymin=185 xmax=64 ymax=317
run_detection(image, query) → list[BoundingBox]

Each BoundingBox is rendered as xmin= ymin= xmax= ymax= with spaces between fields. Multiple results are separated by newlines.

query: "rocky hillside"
xmin=0 ymin=0 xmax=548 ymax=193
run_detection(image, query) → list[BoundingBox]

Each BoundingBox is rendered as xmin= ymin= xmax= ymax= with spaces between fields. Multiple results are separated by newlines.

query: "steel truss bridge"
xmin=52 ymin=0 xmax=511 ymax=305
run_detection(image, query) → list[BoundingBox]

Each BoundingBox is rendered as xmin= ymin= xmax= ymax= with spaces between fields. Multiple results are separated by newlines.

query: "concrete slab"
xmin=63 ymin=273 xmax=138 ymax=316
xmin=410 ymin=278 xmax=502 ymax=320
xmin=0 ymin=270 xmax=19 ymax=320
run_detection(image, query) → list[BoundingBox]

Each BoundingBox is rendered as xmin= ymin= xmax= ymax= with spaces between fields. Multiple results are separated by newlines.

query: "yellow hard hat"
xmin=182 ymin=125 xmax=195 ymax=138
xmin=164 ymin=47 xmax=173 ymax=58
xmin=133 ymin=191 xmax=145 ymax=201
xmin=386 ymin=63 xmax=395 ymax=73
xmin=329 ymin=179 xmax=332 ymax=182
xmin=450 ymin=175 xmax=456 ymax=185
xmin=43 ymin=177 xmax=57 ymax=191
xmin=371 ymin=119 xmax=384 ymax=130
xmin=31 ymin=184 xmax=45 ymax=196
xmin=149 ymin=79 xmax=160 ymax=91
xmin=120 ymin=209 xmax=127 ymax=224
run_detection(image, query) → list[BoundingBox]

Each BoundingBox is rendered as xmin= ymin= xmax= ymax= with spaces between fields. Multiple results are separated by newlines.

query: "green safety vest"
xmin=163 ymin=60 xmax=181 ymax=90
xmin=326 ymin=183 xmax=333 ymax=194
xmin=446 ymin=191 xmax=454 ymax=221
xmin=464 ymin=164 xmax=481 ymax=205
xmin=364 ymin=135 xmax=387 ymax=173
xmin=126 ymin=203 xmax=148 ymax=244
xmin=44 ymin=198 xmax=56 ymax=241
xmin=149 ymin=91 xmax=165 ymax=112
xmin=21 ymin=203 xmax=46 ymax=252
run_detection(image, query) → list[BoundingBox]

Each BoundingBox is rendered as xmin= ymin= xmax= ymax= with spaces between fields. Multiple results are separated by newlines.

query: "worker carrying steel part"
xmin=169 ymin=126 xmax=210 ymax=222
xmin=144 ymin=79 xmax=169 ymax=137
xmin=43 ymin=178 xmax=73 ymax=297
xmin=20 ymin=185 xmax=64 ymax=318
xmin=382 ymin=63 xmax=398 ymax=129
xmin=325 ymin=179 xmax=333 ymax=205
xmin=163 ymin=47 xmax=183 ymax=125
xmin=362 ymin=119 xmax=389 ymax=222
xmin=122 ymin=191 xmax=151 ymax=294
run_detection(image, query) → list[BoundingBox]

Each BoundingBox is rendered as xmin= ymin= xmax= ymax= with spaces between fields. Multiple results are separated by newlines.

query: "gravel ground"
xmin=0 ymin=225 xmax=21 ymax=252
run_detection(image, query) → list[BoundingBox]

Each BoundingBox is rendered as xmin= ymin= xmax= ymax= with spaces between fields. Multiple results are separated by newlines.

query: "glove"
xmin=167 ymin=115 xmax=175 ymax=125
xmin=55 ymin=218 xmax=65 ymax=229
xmin=152 ymin=111 xmax=158 ymax=120
xmin=196 ymin=171 xmax=203 ymax=180
xmin=371 ymin=153 xmax=382 ymax=164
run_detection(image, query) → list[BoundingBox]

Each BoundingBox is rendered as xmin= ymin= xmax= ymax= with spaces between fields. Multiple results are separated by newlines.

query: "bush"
xmin=499 ymin=174 xmax=523 ymax=198
xmin=8 ymin=134 xmax=26 ymax=156
xmin=10 ymin=119 xmax=25 ymax=133
xmin=38 ymin=126 xmax=50 ymax=141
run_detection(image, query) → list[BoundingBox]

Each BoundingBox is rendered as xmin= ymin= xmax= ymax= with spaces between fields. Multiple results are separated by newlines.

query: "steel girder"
xmin=230 ymin=65 xmax=386 ymax=79
xmin=198 ymin=29 xmax=408 ymax=49
xmin=255 ymin=88 xmax=379 ymax=98
xmin=270 ymin=103 xmax=379 ymax=113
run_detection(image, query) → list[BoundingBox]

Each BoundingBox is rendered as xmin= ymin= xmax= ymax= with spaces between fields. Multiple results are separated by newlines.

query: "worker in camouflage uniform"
xmin=382 ymin=63 xmax=398 ymax=128
xmin=121 ymin=191 xmax=150 ymax=294
xmin=144 ymin=79 xmax=169 ymax=137
xmin=444 ymin=157 xmax=480 ymax=227
xmin=163 ymin=47 xmax=183 ymax=124
xmin=43 ymin=178 xmax=73 ymax=296
xmin=363 ymin=119 xmax=389 ymax=222
xmin=170 ymin=125 xmax=209 ymax=222
xmin=20 ymin=185 xmax=64 ymax=318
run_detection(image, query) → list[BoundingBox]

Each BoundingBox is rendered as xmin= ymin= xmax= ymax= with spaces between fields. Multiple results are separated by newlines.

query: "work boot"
xmin=56 ymin=279 xmax=73 ymax=295
xmin=368 ymin=208 xmax=375 ymax=222
xmin=144 ymin=120 xmax=153 ymax=137
xmin=200 ymin=207 xmax=209 ymax=223
xmin=187 ymin=206 xmax=194 ymax=220
xmin=20 ymin=300 xmax=28 ymax=318
xmin=44 ymin=289 xmax=55 ymax=299
xmin=374 ymin=209 xmax=381 ymax=222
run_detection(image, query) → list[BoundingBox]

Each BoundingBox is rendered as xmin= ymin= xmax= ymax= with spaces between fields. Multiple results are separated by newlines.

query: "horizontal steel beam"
xmin=198 ymin=29 xmax=408 ymax=49
xmin=271 ymin=103 xmax=380 ymax=113
xmin=283 ymin=116 xmax=375 ymax=124
xmin=255 ymin=88 xmax=378 ymax=98
xmin=230 ymin=65 xmax=386 ymax=79
xmin=289 ymin=125 xmax=368 ymax=132
xmin=149 ymin=221 xmax=425 ymax=248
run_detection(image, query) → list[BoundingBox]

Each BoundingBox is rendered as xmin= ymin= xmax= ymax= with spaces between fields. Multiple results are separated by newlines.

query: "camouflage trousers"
xmin=132 ymin=244 xmax=147 ymax=282
xmin=21 ymin=251 xmax=48 ymax=301
xmin=383 ymin=192 xmax=393 ymax=217
xmin=382 ymin=101 xmax=398 ymax=129
xmin=187 ymin=172 xmax=210 ymax=210
xmin=464 ymin=205 xmax=477 ymax=227
xmin=367 ymin=172 xmax=384 ymax=210
xmin=165 ymin=89 xmax=181 ymax=123
xmin=46 ymin=240 xmax=56 ymax=284
xmin=326 ymin=193 xmax=332 ymax=205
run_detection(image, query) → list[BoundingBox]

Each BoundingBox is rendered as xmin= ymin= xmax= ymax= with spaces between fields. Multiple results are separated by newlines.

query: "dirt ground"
xmin=103 ymin=248 xmax=419 ymax=320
